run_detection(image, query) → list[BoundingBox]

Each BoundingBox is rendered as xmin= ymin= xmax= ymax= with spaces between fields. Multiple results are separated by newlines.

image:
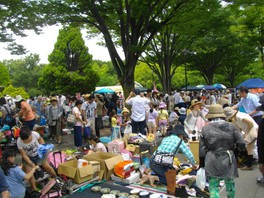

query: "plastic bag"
xmin=196 ymin=168 xmax=206 ymax=190
xmin=123 ymin=124 xmax=132 ymax=135
xmin=38 ymin=144 xmax=54 ymax=159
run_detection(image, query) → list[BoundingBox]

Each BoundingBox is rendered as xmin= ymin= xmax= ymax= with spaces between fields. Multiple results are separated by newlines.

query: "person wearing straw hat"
xmin=199 ymin=104 xmax=245 ymax=198
xmin=120 ymin=107 xmax=131 ymax=136
xmin=47 ymin=96 xmax=64 ymax=144
xmin=14 ymin=95 xmax=36 ymax=130
xmin=184 ymin=99 xmax=207 ymax=139
xmin=224 ymin=107 xmax=258 ymax=171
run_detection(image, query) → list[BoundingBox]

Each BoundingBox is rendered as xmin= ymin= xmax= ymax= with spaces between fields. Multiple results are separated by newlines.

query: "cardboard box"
xmin=83 ymin=152 xmax=123 ymax=180
xmin=189 ymin=140 xmax=199 ymax=164
xmin=57 ymin=159 xmax=94 ymax=184
xmin=89 ymin=161 xmax=100 ymax=172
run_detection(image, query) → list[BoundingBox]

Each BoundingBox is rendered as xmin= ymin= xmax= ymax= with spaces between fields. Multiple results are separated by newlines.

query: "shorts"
xmin=147 ymin=121 xmax=157 ymax=129
xmin=159 ymin=120 xmax=167 ymax=126
xmin=23 ymin=155 xmax=47 ymax=166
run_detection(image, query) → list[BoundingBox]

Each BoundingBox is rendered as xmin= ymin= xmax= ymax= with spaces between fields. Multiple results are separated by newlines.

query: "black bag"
xmin=153 ymin=139 xmax=182 ymax=167
xmin=25 ymin=187 xmax=41 ymax=198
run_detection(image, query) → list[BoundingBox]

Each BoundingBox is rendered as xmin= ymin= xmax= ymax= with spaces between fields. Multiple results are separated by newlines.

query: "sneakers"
xmin=240 ymin=166 xmax=253 ymax=171
xmin=257 ymin=175 xmax=264 ymax=183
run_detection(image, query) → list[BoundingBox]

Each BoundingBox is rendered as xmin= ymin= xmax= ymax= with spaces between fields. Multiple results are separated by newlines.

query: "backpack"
xmin=3 ymin=106 xmax=15 ymax=125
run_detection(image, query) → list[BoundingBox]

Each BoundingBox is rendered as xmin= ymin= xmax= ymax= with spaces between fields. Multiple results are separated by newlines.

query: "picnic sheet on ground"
xmin=68 ymin=182 xmax=132 ymax=198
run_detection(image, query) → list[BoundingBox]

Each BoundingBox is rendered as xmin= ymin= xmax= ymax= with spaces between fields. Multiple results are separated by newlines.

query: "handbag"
xmin=66 ymin=113 xmax=77 ymax=125
xmin=153 ymin=139 xmax=182 ymax=167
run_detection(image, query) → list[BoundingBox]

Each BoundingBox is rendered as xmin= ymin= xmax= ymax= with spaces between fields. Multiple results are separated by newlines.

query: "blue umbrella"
xmin=237 ymin=78 xmax=264 ymax=89
xmin=213 ymin=83 xmax=227 ymax=89
xmin=94 ymin=88 xmax=115 ymax=94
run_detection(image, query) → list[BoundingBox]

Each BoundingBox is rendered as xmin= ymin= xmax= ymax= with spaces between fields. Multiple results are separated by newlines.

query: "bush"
xmin=2 ymin=84 xmax=29 ymax=99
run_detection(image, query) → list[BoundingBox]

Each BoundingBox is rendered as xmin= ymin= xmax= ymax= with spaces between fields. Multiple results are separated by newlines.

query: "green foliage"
xmin=3 ymin=54 xmax=44 ymax=92
xmin=2 ymin=84 xmax=29 ymax=99
xmin=38 ymin=26 xmax=99 ymax=95
xmin=92 ymin=60 xmax=118 ymax=86
xmin=0 ymin=62 xmax=10 ymax=87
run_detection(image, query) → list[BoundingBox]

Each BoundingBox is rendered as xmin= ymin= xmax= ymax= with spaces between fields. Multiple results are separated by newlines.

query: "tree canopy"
xmin=38 ymin=26 xmax=99 ymax=95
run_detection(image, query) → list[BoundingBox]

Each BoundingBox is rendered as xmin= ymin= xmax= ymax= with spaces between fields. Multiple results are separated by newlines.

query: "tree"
xmin=36 ymin=0 xmax=193 ymax=97
xmin=92 ymin=60 xmax=118 ymax=86
xmin=0 ymin=63 xmax=10 ymax=87
xmin=3 ymin=54 xmax=44 ymax=92
xmin=38 ymin=26 xmax=99 ymax=95
xmin=2 ymin=84 xmax=29 ymax=99
xmin=0 ymin=1 xmax=47 ymax=54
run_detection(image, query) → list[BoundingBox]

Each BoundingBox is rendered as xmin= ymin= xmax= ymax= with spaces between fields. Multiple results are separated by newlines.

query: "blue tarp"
xmin=94 ymin=88 xmax=115 ymax=94
xmin=236 ymin=78 xmax=264 ymax=89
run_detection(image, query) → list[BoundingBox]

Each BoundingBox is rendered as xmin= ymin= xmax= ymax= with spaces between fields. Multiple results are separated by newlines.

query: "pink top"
xmin=21 ymin=101 xmax=35 ymax=121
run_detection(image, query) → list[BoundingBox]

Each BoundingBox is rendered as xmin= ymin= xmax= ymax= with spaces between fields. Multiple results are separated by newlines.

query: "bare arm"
xmin=38 ymin=137 xmax=45 ymax=145
xmin=241 ymin=118 xmax=254 ymax=134
xmin=1 ymin=191 xmax=10 ymax=198
xmin=248 ymin=109 xmax=258 ymax=117
xmin=24 ymin=166 xmax=39 ymax=181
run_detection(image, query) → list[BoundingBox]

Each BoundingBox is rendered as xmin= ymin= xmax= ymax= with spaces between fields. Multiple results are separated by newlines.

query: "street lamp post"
xmin=183 ymin=49 xmax=189 ymax=91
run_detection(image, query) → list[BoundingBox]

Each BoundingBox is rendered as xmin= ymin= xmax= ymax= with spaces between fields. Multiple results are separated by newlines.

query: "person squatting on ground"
xmin=199 ymin=104 xmax=245 ymax=198
xmin=17 ymin=126 xmax=57 ymax=191
xmin=1 ymin=150 xmax=39 ymax=198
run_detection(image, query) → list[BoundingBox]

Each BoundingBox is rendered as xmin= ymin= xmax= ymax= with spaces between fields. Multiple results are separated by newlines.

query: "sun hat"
xmin=179 ymin=107 xmax=186 ymax=115
xmin=159 ymin=102 xmax=167 ymax=109
xmin=190 ymin=99 xmax=202 ymax=109
xmin=15 ymin=95 xmax=23 ymax=102
xmin=223 ymin=107 xmax=238 ymax=121
xmin=205 ymin=104 xmax=226 ymax=119
xmin=50 ymin=97 xmax=58 ymax=102
xmin=174 ymin=107 xmax=179 ymax=111
xmin=121 ymin=107 xmax=130 ymax=114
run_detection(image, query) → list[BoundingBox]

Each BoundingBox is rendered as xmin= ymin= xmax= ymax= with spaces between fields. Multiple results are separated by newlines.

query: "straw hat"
xmin=159 ymin=102 xmax=167 ymax=109
xmin=223 ymin=107 xmax=238 ymax=121
xmin=179 ymin=107 xmax=186 ymax=115
xmin=84 ymin=94 xmax=91 ymax=99
xmin=206 ymin=104 xmax=226 ymax=119
xmin=50 ymin=97 xmax=58 ymax=102
xmin=15 ymin=95 xmax=23 ymax=102
xmin=190 ymin=99 xmax=202 ymax=109
xmin=121 ymin=107 xmax=130 ymax=114
xmin=174 ymin=107 xmax=179 ymax=111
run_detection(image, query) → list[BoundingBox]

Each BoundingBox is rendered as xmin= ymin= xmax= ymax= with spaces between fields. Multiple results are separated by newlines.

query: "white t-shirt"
xmin=81 ymin=101 xmax=97 ymax=119
xmin=17 ymin=131 xmax=40 ymax=157
xmin=72 ymin=106 xmax=82 ymax=126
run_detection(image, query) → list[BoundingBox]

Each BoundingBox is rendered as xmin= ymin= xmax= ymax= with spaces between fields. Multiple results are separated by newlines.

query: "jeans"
xmin=253 ymin=115 xmax=263 ymax=125
xmin=131 ymin=119 xmax=146 ymax=135
xmin=74 ymin=126 xmax=82 ymax=147
xmin=149 ymin=156 xmax=171 ymax=184
xmin=24 ymin=119 xmax=36 ymax=130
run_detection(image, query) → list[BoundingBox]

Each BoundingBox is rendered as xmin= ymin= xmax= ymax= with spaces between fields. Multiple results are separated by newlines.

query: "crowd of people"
xmin=0 ymin=85 xmax=263 ymax=197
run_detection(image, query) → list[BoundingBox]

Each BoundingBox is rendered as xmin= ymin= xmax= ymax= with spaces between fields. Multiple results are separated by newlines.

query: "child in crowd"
xmin=110 ymin=110 xmax=120 ymax=139
xmin=120 ymin=107 xmax=131 ymax=137
xmin=88 ymin=134 xmax=107 ymax=153
xmin=158 ymin=102 xmax=169 ymax=136
xmin=146 ymin=104 xmax=158 ymax=138
xmin=1 ymin=150 xmax=39 ymax=198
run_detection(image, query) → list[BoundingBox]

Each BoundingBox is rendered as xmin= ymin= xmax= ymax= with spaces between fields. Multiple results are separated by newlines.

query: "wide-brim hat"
xmin=168 ymin=125 xmax=188 ymax=136
xmin=159 ymin=102 xmax=167 ymax=109
xmin=14 ymin=95 xmax=23 ymax=102
xmin=179 ymin=107 xmax=186 ymax=115
xmin=190 ymin=99 xmax=202 ymax=109
xmin=84 ymin=94 xmax=91 ymax=99
xmin=206 ymin=104 xmax=226 ymax=119
xmin=223 ymin=107 xmax=238 ymax=121
xmin=121 ymin=107 xmax=130 ymax=114
xmin=50 ymin=97 xmax=58 ymax=102
xmin=174 ymin=107 xmax=179 ymax=111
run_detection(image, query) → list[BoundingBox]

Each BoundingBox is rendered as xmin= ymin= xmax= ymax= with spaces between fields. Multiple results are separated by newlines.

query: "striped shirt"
xmin=157 ymin=135 xmax=196 ymax=165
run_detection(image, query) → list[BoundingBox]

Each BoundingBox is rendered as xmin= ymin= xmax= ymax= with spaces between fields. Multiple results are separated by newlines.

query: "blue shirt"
xmin=237 ymin=93 xmax=263 ymax=117
xmin=0 ymin=168 xmax=9 ymax=196
xmin=5 ymin=166 xmax=26 ymax=198
xmin=157 ymin=135 xmax=196 ymax=165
